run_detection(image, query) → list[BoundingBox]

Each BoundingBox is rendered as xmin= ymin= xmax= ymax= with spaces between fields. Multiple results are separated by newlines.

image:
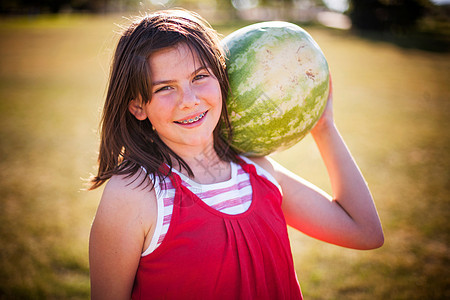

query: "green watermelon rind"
xmin=230 ymin=79 xmax=329 ymax=156
xmin=221 ymin=21 xmax=329 ymax=156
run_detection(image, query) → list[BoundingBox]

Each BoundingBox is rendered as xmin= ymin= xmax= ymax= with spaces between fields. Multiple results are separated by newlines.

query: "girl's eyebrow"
xmin=152 ymin=66 xmax=208 ymax=86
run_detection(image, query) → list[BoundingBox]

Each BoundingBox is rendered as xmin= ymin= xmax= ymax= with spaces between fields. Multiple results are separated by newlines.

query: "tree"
xmin=348 ymin=0 xmax=431 ymax=32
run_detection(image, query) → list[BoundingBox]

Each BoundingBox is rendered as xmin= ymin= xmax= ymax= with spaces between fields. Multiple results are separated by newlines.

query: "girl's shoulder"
xmin=104 ymin=171 xmax=156 ymax=203
xmin=96 ymin=172 xmax=157 ymax=236
xmin=238 ymin=155 xmax=282 ymax=191
xmin=89 ymin=172 xmax=158 ymax=290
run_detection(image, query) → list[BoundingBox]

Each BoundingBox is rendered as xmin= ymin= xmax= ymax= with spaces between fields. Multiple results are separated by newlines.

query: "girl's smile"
xmin=174 ymin=110 xmax=208 ymax=125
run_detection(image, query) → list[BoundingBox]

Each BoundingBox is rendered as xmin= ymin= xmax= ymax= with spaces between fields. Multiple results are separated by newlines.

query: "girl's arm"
xmin=89 ymin=174 xmax=156 ymax=299
xmin=254 ymin=79 xmax=384 ymax=250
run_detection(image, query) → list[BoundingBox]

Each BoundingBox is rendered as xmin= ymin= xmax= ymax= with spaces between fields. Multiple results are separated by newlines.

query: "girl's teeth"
xmin=179 ymin=112 xmax=205 ymax=124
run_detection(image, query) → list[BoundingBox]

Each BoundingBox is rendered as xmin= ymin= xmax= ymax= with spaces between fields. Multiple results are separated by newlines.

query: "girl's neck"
xmin=170 ymin=142 xmax=231 ymax=184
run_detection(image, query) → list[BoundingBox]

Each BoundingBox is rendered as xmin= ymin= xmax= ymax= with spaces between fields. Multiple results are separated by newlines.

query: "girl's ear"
xmin=128 ymin=99 xmax=147 ymax=121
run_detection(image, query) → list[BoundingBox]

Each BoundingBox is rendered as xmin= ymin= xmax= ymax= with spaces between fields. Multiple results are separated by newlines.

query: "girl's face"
xmin=129 ymin=43 xmax=222 ymax=154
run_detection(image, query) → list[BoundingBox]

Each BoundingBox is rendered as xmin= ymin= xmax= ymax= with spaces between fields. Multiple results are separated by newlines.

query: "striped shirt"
xmin=142 ymin=156 xmax=281 ymax=256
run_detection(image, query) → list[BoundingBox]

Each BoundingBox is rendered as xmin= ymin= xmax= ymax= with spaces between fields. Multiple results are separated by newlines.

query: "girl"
xmin=89 ymin=9 xmax=384 ymax=300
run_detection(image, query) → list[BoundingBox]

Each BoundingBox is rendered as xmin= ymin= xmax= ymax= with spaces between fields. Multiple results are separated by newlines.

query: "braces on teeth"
xmin=179 ymin=112 xmax=206 ymax=124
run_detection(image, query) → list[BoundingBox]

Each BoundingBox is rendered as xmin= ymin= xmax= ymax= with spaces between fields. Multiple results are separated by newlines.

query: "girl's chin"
xmin=161 ymin=133 xmax=215 ymax=150
xmin=183 ymin=135 xmax=214 ymax=147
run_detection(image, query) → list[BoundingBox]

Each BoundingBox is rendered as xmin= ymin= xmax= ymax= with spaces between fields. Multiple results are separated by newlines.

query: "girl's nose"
xmin=179 ymin=85 xmax=200 ymax=109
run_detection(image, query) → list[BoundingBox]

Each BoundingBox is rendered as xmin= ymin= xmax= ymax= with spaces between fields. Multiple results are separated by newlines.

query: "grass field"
xmin=0 ymin=13 xmax=448 ymax=299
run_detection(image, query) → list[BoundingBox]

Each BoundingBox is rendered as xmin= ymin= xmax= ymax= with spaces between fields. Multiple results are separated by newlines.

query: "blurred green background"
xmin=0 ymin=0 xmax=449 ymax=299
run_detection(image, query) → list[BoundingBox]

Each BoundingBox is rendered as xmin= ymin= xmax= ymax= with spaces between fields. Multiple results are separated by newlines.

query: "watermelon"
xmin=221 ymin=21 xmax=329 ymax=156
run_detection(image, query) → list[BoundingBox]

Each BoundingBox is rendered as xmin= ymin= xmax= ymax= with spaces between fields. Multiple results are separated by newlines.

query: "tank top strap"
xmin=236 ymin=155 xmax=282 ymax=200
xmin=158 ymin=163 xmax=199 ymax=211
xmin=158 ymin=163 xmax=182 ymax=189
xmin=235 ymin=155 xmax=258 ymax=176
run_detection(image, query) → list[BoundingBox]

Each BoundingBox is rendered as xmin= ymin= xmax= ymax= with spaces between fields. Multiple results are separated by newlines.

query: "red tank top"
xmin=131 ymin=158 xmax=303 ymax=300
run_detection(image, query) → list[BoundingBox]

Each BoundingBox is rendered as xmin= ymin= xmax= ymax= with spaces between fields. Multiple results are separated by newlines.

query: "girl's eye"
xmin=154 ymin=86 xmax=172 ymax=93
xmin=194 ymin=74 xmax=209 ymax=81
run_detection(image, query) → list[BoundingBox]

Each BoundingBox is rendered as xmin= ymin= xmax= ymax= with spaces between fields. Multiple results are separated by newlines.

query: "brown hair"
xmin=90 ymin=9 xmax=237 ymax=190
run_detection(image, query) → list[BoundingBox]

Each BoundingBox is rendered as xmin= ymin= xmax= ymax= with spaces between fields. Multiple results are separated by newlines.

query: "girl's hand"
xmin=311 ymin=74 xmax=334 ymax=136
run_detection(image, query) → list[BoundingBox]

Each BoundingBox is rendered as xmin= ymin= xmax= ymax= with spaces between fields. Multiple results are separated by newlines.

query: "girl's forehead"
xmin=149 ymin=43 xmax=207 ymax=76
xmin=152 ymin=43 xmax=193 ymax=59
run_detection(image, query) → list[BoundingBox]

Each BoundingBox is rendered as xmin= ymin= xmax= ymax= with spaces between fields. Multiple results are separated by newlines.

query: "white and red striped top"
xmin=142 ymin=156 xmax=281 ymax=256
